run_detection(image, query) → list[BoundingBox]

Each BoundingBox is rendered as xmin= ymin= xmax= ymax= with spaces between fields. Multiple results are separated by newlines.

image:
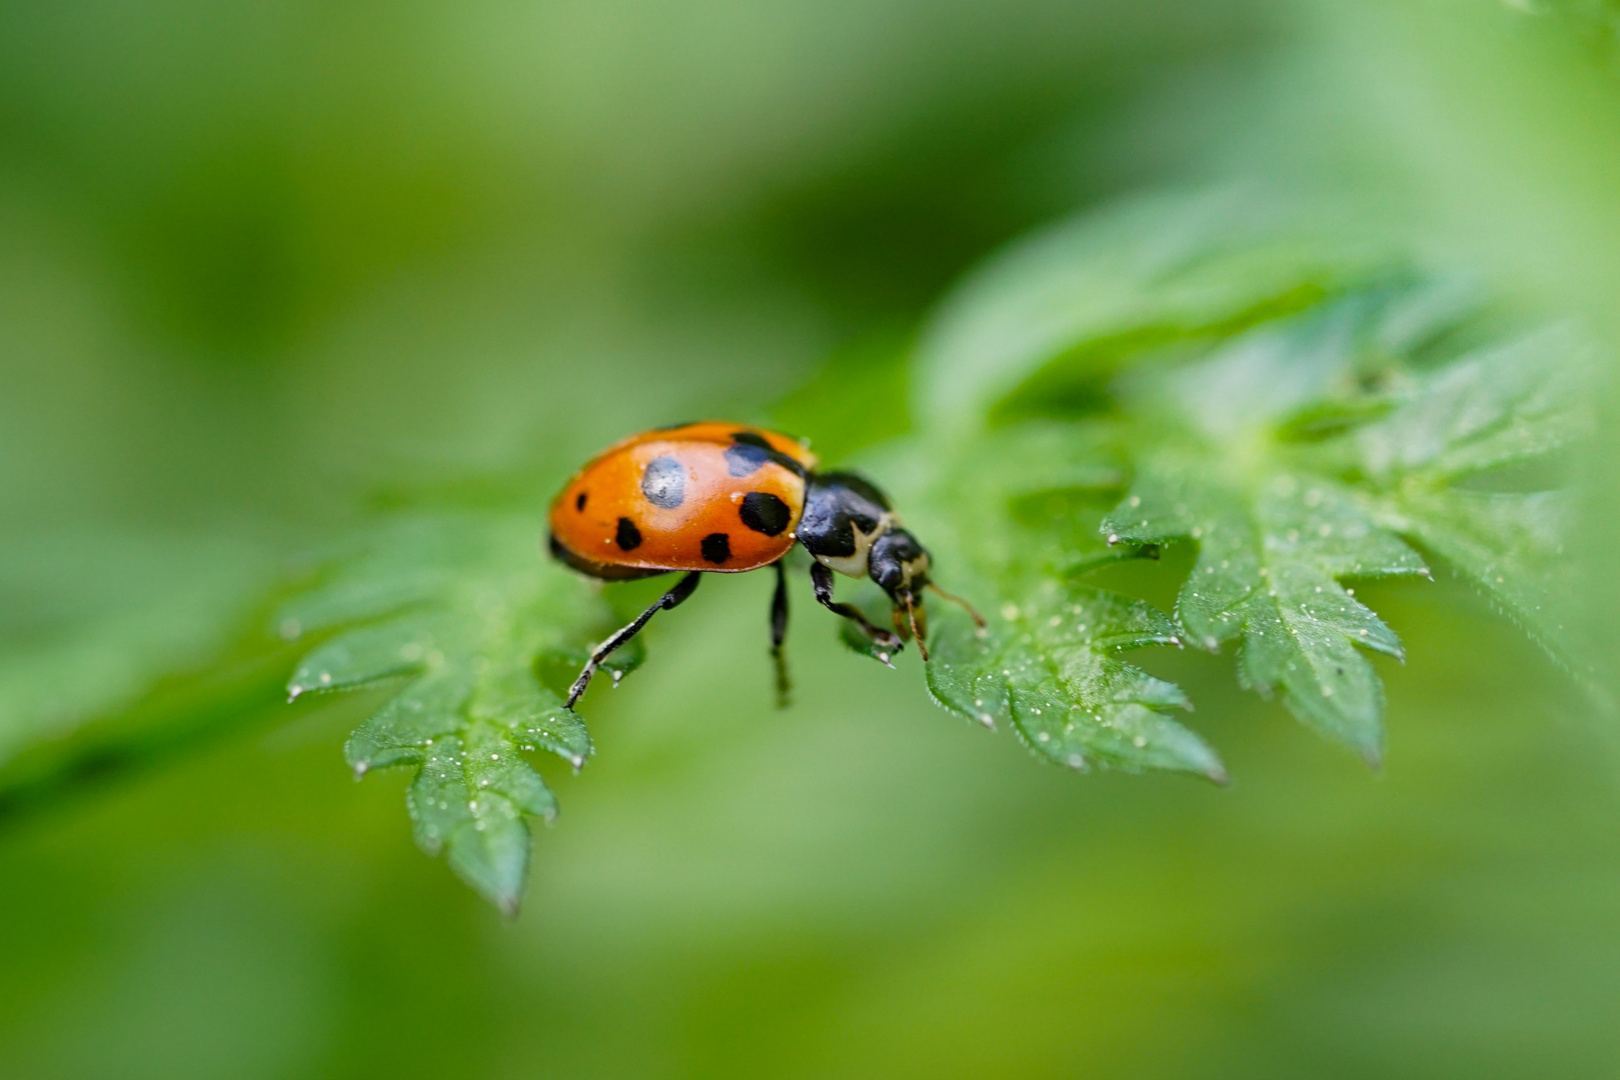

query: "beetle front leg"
xmin=809 ymin=562 xmax=902 ymax=652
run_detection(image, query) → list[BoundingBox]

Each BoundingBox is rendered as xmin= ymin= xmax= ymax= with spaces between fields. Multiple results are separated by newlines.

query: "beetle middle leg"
xmin=810 ymin=562 xmax=902 ymax=652
xmin=566 ymin=571 xmax=702 ymax=708
xmin=770 ymin=560 xmax=791 ymax=707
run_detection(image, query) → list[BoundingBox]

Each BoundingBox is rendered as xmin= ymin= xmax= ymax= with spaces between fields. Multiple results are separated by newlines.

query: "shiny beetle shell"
xmin=548 ymin=422 xmax=818 ymax=579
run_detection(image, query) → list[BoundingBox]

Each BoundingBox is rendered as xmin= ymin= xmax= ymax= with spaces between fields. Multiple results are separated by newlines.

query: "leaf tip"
xmin=352 ymin=760 xmax=369 ymax=780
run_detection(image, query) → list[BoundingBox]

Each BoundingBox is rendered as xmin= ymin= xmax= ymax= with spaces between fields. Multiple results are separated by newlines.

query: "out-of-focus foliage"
xmin=4 ymin=0 xmax=1620 ymax=1074
xmin=0 ymin=530 xmax=273 ymax=766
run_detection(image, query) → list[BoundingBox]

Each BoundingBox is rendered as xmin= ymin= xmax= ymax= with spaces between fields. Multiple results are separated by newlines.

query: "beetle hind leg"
xmin=566 ymin=571 xmax=702 ymax=708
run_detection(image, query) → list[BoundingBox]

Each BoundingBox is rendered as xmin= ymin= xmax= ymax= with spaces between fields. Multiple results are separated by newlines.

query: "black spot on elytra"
xmin=729 ymin=430 xmax=806 ymax=478
xmin=701 ymin=532 xmax=731 ymax=564
xmin=575 ymin=492 xmax=588 ymax=511
xmin=616 ymin=517 xmax=642 ymax=550
xmin=739 ymin=492 xmax=791 ymax=536
xmin=725 ymin=442 xmax=769 ymax=476
xmin=641 ymin=455 xmax=685 ymax=509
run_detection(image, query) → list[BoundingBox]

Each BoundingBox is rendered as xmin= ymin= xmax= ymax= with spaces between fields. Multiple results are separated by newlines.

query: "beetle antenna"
xmin=904 ymin=592 xmax=930 ymax=661
xmin=927 ymin=583 xmax=985 ymax=635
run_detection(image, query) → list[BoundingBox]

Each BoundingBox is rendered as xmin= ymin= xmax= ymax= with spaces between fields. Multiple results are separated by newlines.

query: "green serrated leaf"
xmin=910 ymin=190 xmax=1592 ymax=768
xmin=1104 ymin=455 xmax=1425 ymax=761
xmin=1092 ymin=295 xmax=1591 ymax=760
xmin=287 ymin=512 xmax=628 ymax=912
xmin=406 ymin=722 xmax=554 ymax=916
xmin=288 ymin=614 xmax=456 ymax=699
xmin=468 ymin=659 xmax=592 ymax=770
xmin=852 ymin=421 xmax=1215 ymax=781
xmin=1355 ymin=324 xmax=1594 ymax=482
xmin=344 ymin=665 xmax=473 ymax=773
xmin=925 ymin=582 xmax=1223 ymax=782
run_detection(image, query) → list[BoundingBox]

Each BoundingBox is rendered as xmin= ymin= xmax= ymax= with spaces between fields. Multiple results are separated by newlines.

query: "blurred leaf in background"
xmin=2 ymin=0 xmax=1620 ymax=1077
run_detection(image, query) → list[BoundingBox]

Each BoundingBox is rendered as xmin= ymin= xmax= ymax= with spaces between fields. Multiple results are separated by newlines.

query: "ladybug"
xmin=548 ymin=421 xmax=983 ymax=707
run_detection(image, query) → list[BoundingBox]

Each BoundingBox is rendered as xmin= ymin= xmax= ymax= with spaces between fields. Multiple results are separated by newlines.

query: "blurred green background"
xmin=4 ymin=1 xmax=1620 ymax=1077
